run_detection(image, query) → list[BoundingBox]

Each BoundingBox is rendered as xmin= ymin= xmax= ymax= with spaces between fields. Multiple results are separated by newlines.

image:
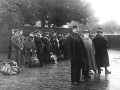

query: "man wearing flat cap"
xmin=92 ymin=28 xmax=111 ymax=74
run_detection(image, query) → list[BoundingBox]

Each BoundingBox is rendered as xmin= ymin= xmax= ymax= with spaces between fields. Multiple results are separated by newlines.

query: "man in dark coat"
xmin=92 ymin=28 xmax=111 ymax=74
xmin=42 ymin=32 xmax=51 ymax=63
xmin=34 ymin=30 xmax=43 ymax=67
xmin=58 ymin=34 xmax=64 ymax=60
xmin=66 ymin=26 xmax=87 ymax=85
xmin=50 ymin=32 xmax=59 ymax=58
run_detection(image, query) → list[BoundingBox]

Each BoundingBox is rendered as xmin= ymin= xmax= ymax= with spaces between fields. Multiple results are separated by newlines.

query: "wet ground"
xmin=0 ymin=49 xmax=120 ymax=90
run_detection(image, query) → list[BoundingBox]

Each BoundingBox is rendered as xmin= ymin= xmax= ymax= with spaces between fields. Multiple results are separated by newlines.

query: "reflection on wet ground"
xmin=0 ymin=49 xmax=120 ymax=90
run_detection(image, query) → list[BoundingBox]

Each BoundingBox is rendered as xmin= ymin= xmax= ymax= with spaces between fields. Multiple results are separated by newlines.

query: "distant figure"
xmin=81 ymin=30 xmax=97 ymax=78
xmin=34 ymin=30 xmax=43 ymax=67
xmin=50 ymin=32 xmax=59 ymax=59
xmin=10 ymin=29 xmax=25 ymax=66
xmin=24 ymin=32 xmax=36 ymax=64
xmin=8 ymin=29 xmax=16 ymax=60
xmin=92 ymin=28 xmax=111 ymax=74
xmin=42 ymin=32 xmax=51 ymax=63
xmin=66 ymin=26 xmax=87 ymax=85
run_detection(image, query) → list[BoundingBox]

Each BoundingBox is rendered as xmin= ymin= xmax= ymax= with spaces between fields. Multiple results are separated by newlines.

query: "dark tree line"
xmin=0 ymin=0 xmax=93 ymax=29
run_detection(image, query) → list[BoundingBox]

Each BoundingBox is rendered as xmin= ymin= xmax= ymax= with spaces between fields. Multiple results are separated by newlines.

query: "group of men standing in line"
xmin=7 ymin=26 xmax=111 ymax=85
xmin=66 ymin=26 xmax=111 ymax=85
xmin=8 ymin=28 xmax=70 ymax=67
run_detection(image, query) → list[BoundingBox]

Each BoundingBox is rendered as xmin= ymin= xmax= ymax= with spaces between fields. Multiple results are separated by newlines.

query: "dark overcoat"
xmin=42 ymin=37 xmax=51 ymax=61
xmin=92 ymin=34 xmax=110 ymax=67
xmin=66 ymin=33 xmax=87 ymax=82
xmin=50 ymin=37 xmax=59 ymax=56
xmin=34 ymin=36 xmax=43 ymax=62
xmin=63 ymin=37 xmax=68 ymax=59
xmin=24 ymin=36 xmax=36 ymax=62
xmin=58 ymin=37 xmax=64 ymax=55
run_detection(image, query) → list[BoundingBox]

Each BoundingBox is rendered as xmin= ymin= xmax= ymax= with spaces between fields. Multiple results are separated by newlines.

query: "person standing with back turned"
xmin=92 ymin=27 xmax=111 ymax=74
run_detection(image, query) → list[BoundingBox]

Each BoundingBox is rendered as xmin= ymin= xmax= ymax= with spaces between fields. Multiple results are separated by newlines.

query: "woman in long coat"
xmin=10 ymin=29 xmax=25 ymax=66
xmin=92 ymin=30 xmax=111 ymax=74
xmin=81 ymin=30 xmax=97 ymax=78
xmin=24 ymin=32 xmax=36 ymax=64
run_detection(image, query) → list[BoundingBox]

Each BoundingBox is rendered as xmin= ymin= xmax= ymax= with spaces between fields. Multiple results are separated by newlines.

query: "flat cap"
xmin=83 ymin=29 xmax=90 ymax=33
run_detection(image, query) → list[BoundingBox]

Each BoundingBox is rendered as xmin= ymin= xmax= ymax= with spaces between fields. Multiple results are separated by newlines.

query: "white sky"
xmin=85 ymin=0 xmax=120 ymax=24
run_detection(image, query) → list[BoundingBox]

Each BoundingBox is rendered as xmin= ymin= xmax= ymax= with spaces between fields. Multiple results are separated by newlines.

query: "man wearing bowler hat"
xmin=66 ymin=25 xmax=87 ymax=85
xmin=93 ymin=27 xmax=111 ymax=74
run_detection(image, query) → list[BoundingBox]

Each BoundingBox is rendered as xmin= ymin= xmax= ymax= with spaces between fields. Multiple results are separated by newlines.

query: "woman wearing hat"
xmin=81 ymin=29 xmax=97 ymax=78
xmin=10 ymin=29 xmax=25 ymax=66
xmin=24 ymin=32 xmax=36 ymax=65
xmin=8 ymin=29 xmax=16 ymax=60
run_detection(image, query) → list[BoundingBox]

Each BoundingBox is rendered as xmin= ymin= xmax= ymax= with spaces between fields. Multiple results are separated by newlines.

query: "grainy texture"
xmin=0 ymin=49 xmax=120 ymax=90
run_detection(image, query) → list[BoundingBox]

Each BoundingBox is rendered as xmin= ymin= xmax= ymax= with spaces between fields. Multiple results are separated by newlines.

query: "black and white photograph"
xmin=0 ymin=0 xmax=120 ymax=90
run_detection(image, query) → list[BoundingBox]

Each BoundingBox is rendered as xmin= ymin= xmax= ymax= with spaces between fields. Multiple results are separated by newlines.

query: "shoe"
xmin=93 ymin=70 xmax=97 ymax=74
xmin=100 ymin=68 xmax=103 ymax=71
xmin=105 ymin=70 xmax=111 ymax=74
xmin=98 ymin=70 xmax=101 ymax=74
xmin=79 ymin=80 xmax=85 ymax=83
xmin=84 ymin=75 xmax=91 ymax=79
xmin=71 ymin=82 xmax=79 ymax=85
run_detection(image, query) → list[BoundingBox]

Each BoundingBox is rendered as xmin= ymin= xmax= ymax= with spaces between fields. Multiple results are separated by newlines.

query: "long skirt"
xmin=10 ymin=49 xmax=25 ymax=66
xmin=25 ymin=50 xmax=31 ymax=63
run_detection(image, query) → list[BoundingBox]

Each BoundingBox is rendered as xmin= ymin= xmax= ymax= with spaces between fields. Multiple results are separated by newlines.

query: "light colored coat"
xmin=82 ymin=37 xmax=97 ymax=70
xmin=10 ymin=35 xmax=25 ymax=66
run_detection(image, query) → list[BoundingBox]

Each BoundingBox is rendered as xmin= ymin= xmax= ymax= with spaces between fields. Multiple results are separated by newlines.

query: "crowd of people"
xmin=8 ymin=28 xmax=70 ymax=66
xmin=7 ymin=26 xmax=111 ymax=85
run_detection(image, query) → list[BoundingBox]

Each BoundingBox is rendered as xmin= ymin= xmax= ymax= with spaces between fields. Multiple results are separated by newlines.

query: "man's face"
xmin=53 ymin=33 xmax=56 ymax=37
xmin=83 ymin=33 xmax=89 ymax=38
xmin=72 ymin=28 xmax=79 ymax=34
xmin=15 ymin=31 xmax=19 ymax=36
xmin=46 ymin=34 xmax=49 ymax=37
xmin=20 ymin=30 xmax=23 ymax=35
xmin=29 ymin=33 xmax=34 ymax=37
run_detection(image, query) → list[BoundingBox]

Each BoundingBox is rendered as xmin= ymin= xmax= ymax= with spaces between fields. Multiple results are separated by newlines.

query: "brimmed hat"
xmin=97 ymin=27 xmax=102 ymax=29
xmin=96 ymin=30 xmax=103 ymax=33
xmin=44 ymin=32 xmax=49 ymax=34
xmin=13 ymin=29 xmax=19 ymax=34
xmin=83 ymin=29 xmax=90 ymax=33
xmin=29 ymin=32 xmax=34 ymax=35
